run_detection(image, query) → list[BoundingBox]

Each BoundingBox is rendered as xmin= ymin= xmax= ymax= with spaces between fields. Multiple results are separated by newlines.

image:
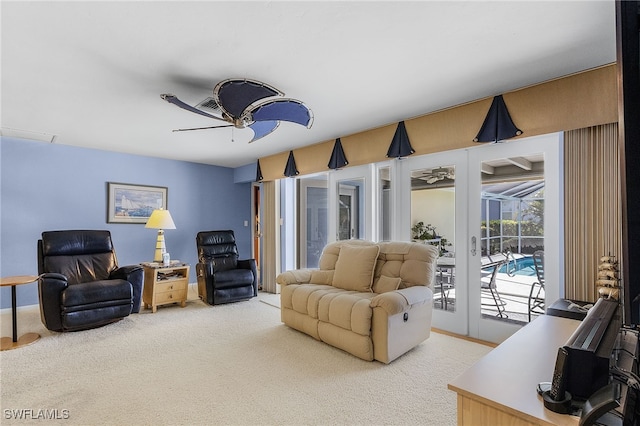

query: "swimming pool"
xmin=499 ymin=256 xmax=537 ymax=276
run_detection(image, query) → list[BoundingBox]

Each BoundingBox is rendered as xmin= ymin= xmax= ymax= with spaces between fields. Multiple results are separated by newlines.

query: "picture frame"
xmin=107 ymin=182 xmax=168 ymax=224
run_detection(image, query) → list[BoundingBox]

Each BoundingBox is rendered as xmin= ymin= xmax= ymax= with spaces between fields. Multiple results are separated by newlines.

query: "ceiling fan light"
xmin=162 ymin=78 xmax=313 ymax=143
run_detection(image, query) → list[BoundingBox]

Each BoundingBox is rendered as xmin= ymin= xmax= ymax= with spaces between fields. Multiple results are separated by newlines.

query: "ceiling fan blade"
xmin=161 ymin=94 xmax=228 ymax=122
xmin=248 ymin=120 xmax=280 ymax=143
xmin=214 ymin=79 xmax=283 ymax=119
xmin=171 ymin=124 xmax=233 ymax=132
xmin=246 ymin=98 xmax=314 ymax=128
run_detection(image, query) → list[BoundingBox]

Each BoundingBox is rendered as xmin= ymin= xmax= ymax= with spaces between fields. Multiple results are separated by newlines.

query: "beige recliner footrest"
xmin=372 ymin=287 xmax=434 ymax=364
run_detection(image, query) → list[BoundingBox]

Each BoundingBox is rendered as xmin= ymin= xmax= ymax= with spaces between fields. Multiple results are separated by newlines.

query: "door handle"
xmin=471 ymin=236 xmax=477 ymax=256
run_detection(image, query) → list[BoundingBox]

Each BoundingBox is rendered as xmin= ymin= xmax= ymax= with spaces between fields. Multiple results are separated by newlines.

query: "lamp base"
xmin=153 ymin=230 xmax=166 ymax=263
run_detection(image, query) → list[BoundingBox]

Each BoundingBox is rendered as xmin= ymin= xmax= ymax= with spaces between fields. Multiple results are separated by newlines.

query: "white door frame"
xmin=328 ymin=164 xmax=373 ymax=243
xmin=467 ymin=132 xmax=563 ymax=343
xmin=398 ymin=150 xmax=470 ymax=335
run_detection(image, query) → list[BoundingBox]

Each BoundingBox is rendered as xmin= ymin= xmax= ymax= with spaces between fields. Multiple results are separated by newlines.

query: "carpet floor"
xmin=0 ymin=287 xmax=493 ymax=425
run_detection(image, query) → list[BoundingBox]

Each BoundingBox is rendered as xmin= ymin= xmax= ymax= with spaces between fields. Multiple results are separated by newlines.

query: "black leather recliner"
xmin=37 ymin=230 xmax=143 ymax=332
xmin=196 ymin=230 xmax=257 ymax=305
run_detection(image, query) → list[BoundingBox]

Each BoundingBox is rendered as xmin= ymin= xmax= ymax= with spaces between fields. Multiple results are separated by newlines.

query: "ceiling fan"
xmin=161 ymin=78 xmax=313 ymax=143
xmin=415 ymin=167 xmax=455 ymax=184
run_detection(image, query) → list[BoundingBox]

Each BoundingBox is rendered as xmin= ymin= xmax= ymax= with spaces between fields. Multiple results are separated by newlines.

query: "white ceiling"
xmin=1 ymin=1 xmax=617 ymax=169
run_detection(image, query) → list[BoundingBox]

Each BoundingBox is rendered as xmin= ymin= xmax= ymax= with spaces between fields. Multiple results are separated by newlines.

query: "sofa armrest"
xmin=276 ymin=269 xmax=316 ymax=286
xmin=370 ymin=286 xmax=432 ymax=316
xmin=38 ymin=273 xmax=68 ymax=332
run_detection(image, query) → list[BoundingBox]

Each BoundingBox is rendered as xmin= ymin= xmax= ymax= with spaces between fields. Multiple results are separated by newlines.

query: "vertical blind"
xmin=564 ymin=123 xmax=621 ymax=302
xmin=261 ymin=180 xmax=281 ymax=294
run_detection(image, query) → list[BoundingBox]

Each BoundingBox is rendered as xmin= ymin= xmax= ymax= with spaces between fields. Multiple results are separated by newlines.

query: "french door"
xmin=467 ymin=133 xmax=562 ymax=342
xmin=399 ymin=133 xmax=562 ymax=342
xmin=400 ymin=150 xmax=469 ymax=335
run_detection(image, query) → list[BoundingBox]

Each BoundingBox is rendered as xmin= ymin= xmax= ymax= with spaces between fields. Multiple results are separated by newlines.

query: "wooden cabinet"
xmin=448 ymin=315 xmax=581 ymax=426
xmin=142 ymin=264 xmax=190 ymax=313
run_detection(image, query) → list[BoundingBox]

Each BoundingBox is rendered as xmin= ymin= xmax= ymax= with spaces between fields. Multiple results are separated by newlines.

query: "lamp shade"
xmin=145 ymin=208 xmax=176 ymax=230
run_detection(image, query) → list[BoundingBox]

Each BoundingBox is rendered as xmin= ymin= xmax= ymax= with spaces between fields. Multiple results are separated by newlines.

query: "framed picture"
xmin=107 ymin=182 xmax=168 ymax=224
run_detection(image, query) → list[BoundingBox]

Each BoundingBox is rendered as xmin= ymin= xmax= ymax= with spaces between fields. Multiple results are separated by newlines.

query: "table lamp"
xmin=145 ymin=208 xmax=176 ymax=262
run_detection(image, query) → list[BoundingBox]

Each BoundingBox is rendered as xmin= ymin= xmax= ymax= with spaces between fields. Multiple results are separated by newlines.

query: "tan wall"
xmin=259 ymin=64 xmax=617 ymax=181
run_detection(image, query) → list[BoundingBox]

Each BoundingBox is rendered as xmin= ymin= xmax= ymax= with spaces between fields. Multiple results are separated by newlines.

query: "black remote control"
xmin=550 ymin=346 xmax=569 ymax=401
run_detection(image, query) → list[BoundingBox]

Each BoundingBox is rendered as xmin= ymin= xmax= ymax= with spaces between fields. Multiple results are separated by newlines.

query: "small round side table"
xmin=0 ymin=275 xmax=41 ymax=351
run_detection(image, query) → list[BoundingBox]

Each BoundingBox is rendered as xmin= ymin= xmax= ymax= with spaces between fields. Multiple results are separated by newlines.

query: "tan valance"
xmin=258 ymin=64 xmax=617 ymax=181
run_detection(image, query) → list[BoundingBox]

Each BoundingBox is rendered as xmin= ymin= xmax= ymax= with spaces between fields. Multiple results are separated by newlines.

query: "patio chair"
xmin=481 ymin=261 xmax=508 ymax=318
xmin=528 ymin=250 xmax=545 ymax=321
xmin=435 ymin=263 xmax=455 ymax=311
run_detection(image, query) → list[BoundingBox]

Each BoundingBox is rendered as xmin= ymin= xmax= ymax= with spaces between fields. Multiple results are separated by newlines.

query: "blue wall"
xmin=0 ymin=137 xmax=253 ymax=308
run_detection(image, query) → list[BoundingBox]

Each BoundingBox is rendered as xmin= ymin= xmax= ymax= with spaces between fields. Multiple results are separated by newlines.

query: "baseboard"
xmin=431 ymin=327 xmax=498 ymax=348
xmin=1 ymin=282 xmax=199 ymax=315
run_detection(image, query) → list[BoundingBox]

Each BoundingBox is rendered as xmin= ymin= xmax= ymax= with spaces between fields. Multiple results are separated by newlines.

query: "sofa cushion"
xmin=376 ymin=242 xmax=438 ymax=289
xmin=372 ymin=275 xmax=401 ymax=294
xmin=310 ymin=270 xmax=334 ymax=285
xmin=332 ymin=244 xmax=379 ymax=292
xmin=318 ymin=239 xmax=376 ymax=270
xmin=282 ymin=283 xmax=341 ymax=318
xmin=317 ymin=292 xmax=376 ymax=336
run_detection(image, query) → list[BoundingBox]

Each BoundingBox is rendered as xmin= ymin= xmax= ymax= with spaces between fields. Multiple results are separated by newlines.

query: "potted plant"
xmin=411 ymin=221 xmax=451 ymax=256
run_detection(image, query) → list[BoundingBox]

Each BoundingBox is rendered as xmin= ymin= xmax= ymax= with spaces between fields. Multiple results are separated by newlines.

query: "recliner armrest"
xmin=370 ymin=286 xmax=432 ymax=316
xmin=38 ymin=273 xmax=69 ymax=332
xmin=276 ymin=269 xmax=315 ymax=286
xmin=110 ymin=265 xmax=144 ymax=313
xmin=110 ymin=264 xmax=142 ymax=280
xmin=237 ymin=258 xmax=256 ymax=270
xmin=238 ymin=258 xmax=258 ymax=295
xmin=197 ymin=261 xmax=214 ymax=279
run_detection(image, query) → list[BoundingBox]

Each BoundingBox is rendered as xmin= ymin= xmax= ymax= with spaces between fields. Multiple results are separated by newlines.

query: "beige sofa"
xmin=276 ymin=240 xmax=438 ymax=363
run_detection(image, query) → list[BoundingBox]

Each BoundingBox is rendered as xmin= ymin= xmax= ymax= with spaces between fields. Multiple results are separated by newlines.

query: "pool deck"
xmin=435 ymin=256 xmax=544 ymax=323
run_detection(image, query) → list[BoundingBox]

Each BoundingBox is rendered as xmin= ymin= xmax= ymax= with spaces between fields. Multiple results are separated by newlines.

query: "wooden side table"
xmin=142 ymin=263 xmax=190 ymax=313
xmin=0 ymin=275 xmax=41 ymax=351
